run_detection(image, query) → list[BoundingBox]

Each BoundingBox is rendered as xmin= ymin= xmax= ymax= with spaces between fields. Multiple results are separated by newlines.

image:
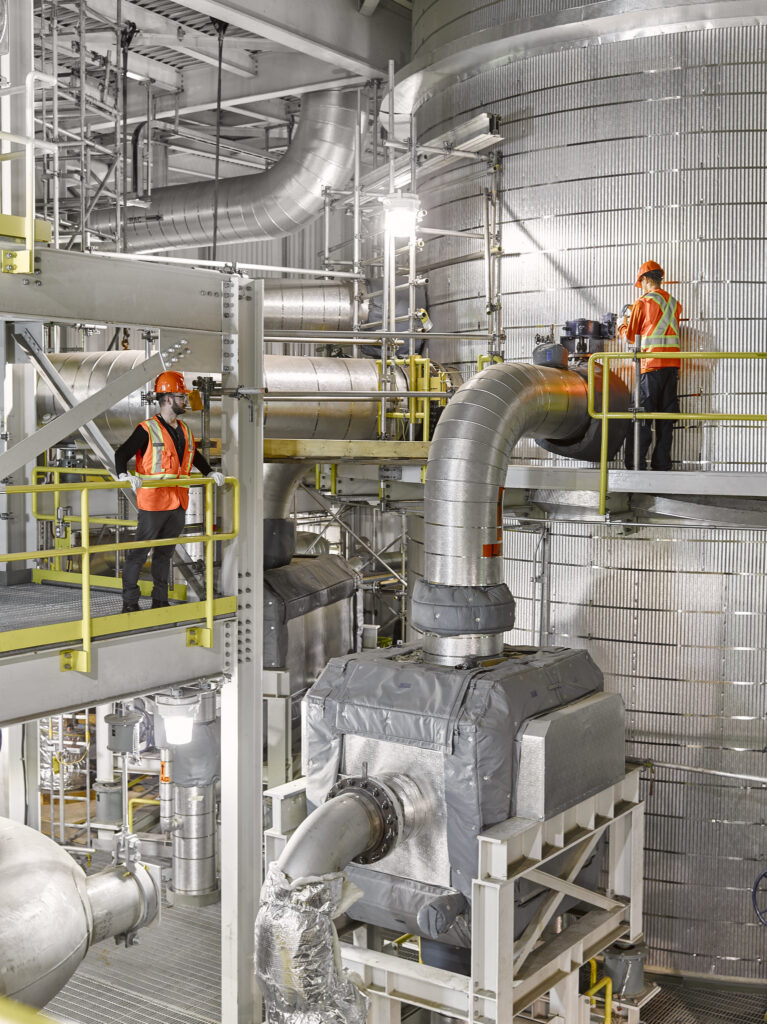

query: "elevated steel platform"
xmin=0 ymin=582 xmax=234 ymax=724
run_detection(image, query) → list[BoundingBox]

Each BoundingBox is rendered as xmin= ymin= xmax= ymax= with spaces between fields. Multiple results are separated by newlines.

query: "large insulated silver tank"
xmin=402 ymin=0 xmax=767 ymax=979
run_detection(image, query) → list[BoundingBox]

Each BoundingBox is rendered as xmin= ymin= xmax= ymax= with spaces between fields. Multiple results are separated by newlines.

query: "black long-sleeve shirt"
xmin=115 ymin=417 xmax=212 ymax=477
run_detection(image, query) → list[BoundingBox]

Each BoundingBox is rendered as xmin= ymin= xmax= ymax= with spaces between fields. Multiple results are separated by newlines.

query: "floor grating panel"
xmin=642 ymin=977 xmax=767 ymax=1024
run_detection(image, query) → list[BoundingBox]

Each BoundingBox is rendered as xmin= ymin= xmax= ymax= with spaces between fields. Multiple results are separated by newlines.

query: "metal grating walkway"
xmin=46 ymin=887 xmax=222 ymax=1024
xmin=642 ymin=977 xmax=767 ymax=1024
xmin=0 ymin=583 xmax=125 ymax=629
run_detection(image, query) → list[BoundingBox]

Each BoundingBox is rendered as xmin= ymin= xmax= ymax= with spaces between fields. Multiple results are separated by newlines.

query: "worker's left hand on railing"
xmin=207 ymin=471 xmax=226 ymax=487
xmin=117 ymin=472 xmax=142 ymax=494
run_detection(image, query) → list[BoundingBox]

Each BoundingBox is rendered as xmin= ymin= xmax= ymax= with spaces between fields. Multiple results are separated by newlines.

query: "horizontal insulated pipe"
xmin=90 ymin=91 xmax=361 ymax=252
xmin=412 ymin=362 xmax=625 ymax=661
xmin=0 ymin=817 xmax=157 ymax=1008
xmin=40 ymin=352 xmax=409 ymax=446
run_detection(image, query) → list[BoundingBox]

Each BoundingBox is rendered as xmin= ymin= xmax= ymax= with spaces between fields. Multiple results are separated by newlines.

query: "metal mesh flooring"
xmin=46 ymin=883 xmax=222 ymax=1024
xmin=0 ymin=583 xmax=125 ymax=628
xmin=642 ymin=977 xmax=767 ymax=1024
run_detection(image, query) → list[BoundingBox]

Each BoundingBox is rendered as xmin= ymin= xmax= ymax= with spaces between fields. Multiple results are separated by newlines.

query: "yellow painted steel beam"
xmin=0 ymin=597 xmax=237 ymax=657
xmin=264 ymin=439 xmax=431 ymax=461
xmin=0 ymin=213 xmax=52 ymax=243
xmin=31 ymin=569 xmax=187 ymax=601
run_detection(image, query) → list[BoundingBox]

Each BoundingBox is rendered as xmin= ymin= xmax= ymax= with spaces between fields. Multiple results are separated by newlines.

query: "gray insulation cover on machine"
xmin=264 ymin=555 xmax=359 ymax=669
xmin=154 ymin=718 xmax=220 ymax=787
xmin=304 ymin=644 xmax=604 ymax=901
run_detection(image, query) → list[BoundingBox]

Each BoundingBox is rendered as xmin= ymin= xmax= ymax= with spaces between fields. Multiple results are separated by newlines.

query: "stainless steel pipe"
xmin=39 ymin=352 xmax=409 ymax=444
xmin=90 ymin=91 xmax=362 ymax=252
xmin=0 ymin=816 xmax=156 ymax=1008
xmin=416 ymin=362 xmax=594 ymax=660
xmin=424 ymin=363 xmax=590 ymax=589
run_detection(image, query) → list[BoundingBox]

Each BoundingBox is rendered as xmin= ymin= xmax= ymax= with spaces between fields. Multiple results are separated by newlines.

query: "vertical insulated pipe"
xmin=413 ymin=362 xmax=593 ymax=661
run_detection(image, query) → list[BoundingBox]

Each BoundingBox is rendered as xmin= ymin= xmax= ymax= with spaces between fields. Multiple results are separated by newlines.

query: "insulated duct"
xmin=39 ymin=352 xmax=408 ymax=445
xmin=90 ymin=91 xmax=361 ymax=252
xmin=0 ymin=817 xmax=158 ymax=1008
xmin=412 ymin=362 xmax=628 ymax=661
xmin=255 ymin=774 xmax=424 ymax=1024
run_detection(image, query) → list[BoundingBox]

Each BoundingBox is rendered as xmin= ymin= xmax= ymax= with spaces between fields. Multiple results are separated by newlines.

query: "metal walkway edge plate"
xmin=0 ymin=613 xmax=234 ymax=725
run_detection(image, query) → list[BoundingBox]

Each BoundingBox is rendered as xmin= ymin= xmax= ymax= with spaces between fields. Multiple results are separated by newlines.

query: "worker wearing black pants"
xmin=624 ymin=366 xmax=679 ymax=471
xmin=120 ymin=506 xmax=187 ymax=610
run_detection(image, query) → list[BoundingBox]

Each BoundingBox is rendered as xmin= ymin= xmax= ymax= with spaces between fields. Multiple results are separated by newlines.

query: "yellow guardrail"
xmin=128 ymin=796 xmax=161 ymax=832
xmin=588 ymin=350 xmax=767 ymax=515
xmin=30 ymin=465 xmax=187 ymax=598
xmin=2 ymin=475 xmax=239 ymax=671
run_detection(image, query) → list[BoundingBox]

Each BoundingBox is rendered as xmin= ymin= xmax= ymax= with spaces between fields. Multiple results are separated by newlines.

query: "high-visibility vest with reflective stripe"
xmin=634 ymin=289 xmax=682 ymax=372
xmin=135 ymin=416 xmax=195 ymax=511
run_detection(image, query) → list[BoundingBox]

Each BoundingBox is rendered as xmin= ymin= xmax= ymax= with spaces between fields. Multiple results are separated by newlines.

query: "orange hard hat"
xmin=154 ymin=370 xmax=190 ymax=394
xmin=635 ymin=260 xmax=664 ymax=287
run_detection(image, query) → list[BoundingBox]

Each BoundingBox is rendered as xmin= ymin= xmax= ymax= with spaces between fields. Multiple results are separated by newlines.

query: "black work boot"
xmin=122 ymin=601 xmax=140 ymax=613
xmin=151 ymin=599 xmax=170 ymax=609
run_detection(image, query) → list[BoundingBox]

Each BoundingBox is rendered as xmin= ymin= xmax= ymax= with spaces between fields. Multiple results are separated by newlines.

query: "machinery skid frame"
xmin=265 ymin=768 xmax=644 ymax=1024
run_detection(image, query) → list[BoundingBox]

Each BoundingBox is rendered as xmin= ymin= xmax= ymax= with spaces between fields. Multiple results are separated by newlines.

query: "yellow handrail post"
xmin=585 ymin=974 xmax=613 ymax=1024
xmin=599 ymin=357 xmax=610 ymax=516
xmin=187 ymin=477 xmax=214 ymax=649
xmin=60 ymin=485 xmax=91 ymax=673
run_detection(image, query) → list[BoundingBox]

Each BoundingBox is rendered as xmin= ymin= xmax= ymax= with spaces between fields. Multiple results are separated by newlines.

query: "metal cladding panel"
xmin=502 ymin=520 xmax=767 ymax=977
xmin=415 ymin=24 xmax=767 ymax=470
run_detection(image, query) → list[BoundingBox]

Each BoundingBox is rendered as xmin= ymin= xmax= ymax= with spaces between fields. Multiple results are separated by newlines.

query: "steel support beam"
xmin=0 ymin=618 xmax=232 ymax=724
xmin=82 ymin=0 xmax=257 ymax=77
xmin=166 ymin=0 xmax=409 ymax=77
xmin=220 ymin=277 xmax=263 ymax=1023
xmin=0 ymin=345 xmax=165 ymax=480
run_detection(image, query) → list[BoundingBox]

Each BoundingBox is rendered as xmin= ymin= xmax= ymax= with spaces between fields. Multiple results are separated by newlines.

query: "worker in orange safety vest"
xmin=619 ymin=260 xmax=682 ymax=471
xmin=114 ymin=370 xmax=225 ymax=613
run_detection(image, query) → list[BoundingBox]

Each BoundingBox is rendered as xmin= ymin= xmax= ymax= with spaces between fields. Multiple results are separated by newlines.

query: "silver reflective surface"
xmin=342 ymin=735 xmax=450 ymax=888
xmin=505 ymin=519 xmax=767 ymax=977
xmin=0 ymin=817 xmax=91 ymax=1007
xmin=423 ymin=362 xmax=589 ymax=589
xmin=91 ymin=91 xmax=361 ymax=251
xmin=39 ymin=352 xmax=408 ymax=444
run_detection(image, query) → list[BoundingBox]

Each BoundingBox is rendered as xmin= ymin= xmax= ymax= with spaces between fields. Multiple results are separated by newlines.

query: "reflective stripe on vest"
xmin=140 ymin=417 xmax=194 ymax=478
xmin=640 ymin=292 xmax=680 ymax=350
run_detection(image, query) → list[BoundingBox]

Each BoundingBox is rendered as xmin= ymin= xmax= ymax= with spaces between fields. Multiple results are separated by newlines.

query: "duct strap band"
xmin=411 ymin=579 xmax=515 ymax=637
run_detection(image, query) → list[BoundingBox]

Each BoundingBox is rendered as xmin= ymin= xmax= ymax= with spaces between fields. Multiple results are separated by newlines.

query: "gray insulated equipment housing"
xmin=304 ymin=643 xmax=625 ymax=948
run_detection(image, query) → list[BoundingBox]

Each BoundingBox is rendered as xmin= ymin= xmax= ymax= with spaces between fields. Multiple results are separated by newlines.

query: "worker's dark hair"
xmin=644 ymin=269 xmax=664 ymax=287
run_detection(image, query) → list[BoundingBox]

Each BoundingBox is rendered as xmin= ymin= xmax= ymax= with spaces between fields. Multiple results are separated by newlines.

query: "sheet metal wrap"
xmin=255 ymin=865 xmax=369 ymax=1024
xmin=91 ymin=91 xmax=361 ymax=251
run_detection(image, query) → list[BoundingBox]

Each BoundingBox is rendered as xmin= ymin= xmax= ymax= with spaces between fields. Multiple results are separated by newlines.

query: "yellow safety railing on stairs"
xmin=1 ymin=475 xmax=239 ymax=671
xmin=587 ymin=350 xmax=767 ymax=515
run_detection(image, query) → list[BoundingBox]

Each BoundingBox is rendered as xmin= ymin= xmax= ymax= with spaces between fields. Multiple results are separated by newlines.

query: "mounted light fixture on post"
xmin=155 ymin=691 xmax=200 ymax=746
xmin=382 ymin=192 xmax=422 ymax=238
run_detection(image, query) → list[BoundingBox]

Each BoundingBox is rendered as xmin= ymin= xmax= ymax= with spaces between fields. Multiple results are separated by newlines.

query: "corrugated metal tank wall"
xmin=408 ymin=0 xmax=767 ymax=980
xmin=413 ymin=9 xmax=767 ymax=470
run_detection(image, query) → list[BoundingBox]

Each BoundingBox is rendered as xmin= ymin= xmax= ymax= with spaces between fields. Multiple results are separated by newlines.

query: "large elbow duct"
xmin=412 ymin=362 xmax=629 ymax=662
xmin=90 ymin=91 xmax=361 ymax=252
xmin=0 ymin=817 xmax=159 ymax=1008
xmin=256 ymin=774 xmax=425 ymax=1024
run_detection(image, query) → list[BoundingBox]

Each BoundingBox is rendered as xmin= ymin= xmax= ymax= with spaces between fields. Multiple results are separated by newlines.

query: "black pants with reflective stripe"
xmin=624 ymin=367 xmax=679 ymax=471
xmin=122 ymin=506 xmax=186 ymax=605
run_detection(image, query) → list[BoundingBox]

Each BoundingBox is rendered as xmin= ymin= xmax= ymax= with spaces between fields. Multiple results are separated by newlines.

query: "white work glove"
xmin=207 ymin=471 xmax=225 ymax=487
xmin=118 ymin=472 xmax=142 ymax=494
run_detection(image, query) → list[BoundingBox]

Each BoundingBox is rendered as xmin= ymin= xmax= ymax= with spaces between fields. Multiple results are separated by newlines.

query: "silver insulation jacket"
xmin=424 ymin=362 xmax=590 ymax=587
xmin=255 ymin=865 xmax=369 ymax=1024
xmin=39 ymin=352 xmax=408 ymax=446
xmin=90 ymin=91 xmax=360 ymax=252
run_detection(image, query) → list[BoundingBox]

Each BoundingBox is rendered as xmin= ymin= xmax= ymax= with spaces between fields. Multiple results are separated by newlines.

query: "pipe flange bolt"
xmin=328 ymin=775 xmax=400 ymax=865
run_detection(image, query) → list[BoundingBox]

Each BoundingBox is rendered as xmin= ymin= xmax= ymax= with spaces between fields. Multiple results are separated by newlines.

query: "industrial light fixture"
xmin=382 ymin=193 xmax=422 ymax=238
xmin=155 ymin=691 xmax=200 ymax=746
